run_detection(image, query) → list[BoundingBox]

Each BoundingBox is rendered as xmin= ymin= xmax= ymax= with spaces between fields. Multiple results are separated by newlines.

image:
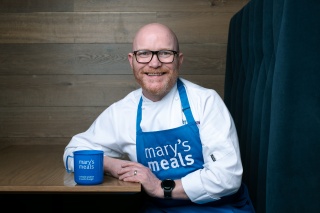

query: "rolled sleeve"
xmin=181 ymin=170 xmax=220 ymax=204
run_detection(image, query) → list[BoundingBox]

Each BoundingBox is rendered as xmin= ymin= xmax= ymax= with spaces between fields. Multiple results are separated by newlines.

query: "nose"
xmin=148 ymin=53 xmax=162 ymax=68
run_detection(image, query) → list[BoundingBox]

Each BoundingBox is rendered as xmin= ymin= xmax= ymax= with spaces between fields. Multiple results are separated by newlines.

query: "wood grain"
xmin=0 ymin=12 xmax=155 ymax=43
xmin=0 ymin=137 xmax=70 ymax=150
xmin=0 ymin=145 xmax=141 ymax=192
xmin=0 ymin=11 xmax=236 ymax=44
xmin=0 ymin=0 xmax=73 ymax=12
xmin=0 ymin=0 xmax=249 ymax=13
xmin=0 ymin=0 xmax=247 ymax=146
xmin=0 ymin=75 xmax=224 ymax=107
xmin=0 ymin=43 xmax=226 ymax=75
xmin=74 ymin=0 xmax=249 ymax=13
xmin=0 ymin=106 xmax=104 ymax=137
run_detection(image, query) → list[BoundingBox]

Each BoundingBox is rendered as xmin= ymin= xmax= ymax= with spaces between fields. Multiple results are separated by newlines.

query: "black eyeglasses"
xmin=133 ymin=50 xmax=179 ymax=64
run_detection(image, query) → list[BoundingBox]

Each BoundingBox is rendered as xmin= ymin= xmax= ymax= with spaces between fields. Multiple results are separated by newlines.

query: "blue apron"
xmin=136 ymin=78 xmax=255 ymax=212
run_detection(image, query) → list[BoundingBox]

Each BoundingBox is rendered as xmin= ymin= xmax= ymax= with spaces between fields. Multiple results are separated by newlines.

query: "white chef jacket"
xmin=63 ymin=78 xmax=243 ymax=204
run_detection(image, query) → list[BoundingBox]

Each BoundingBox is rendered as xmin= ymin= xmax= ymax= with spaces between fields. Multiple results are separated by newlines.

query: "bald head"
xmin=132 ymin=23 xmax=179 ymax=52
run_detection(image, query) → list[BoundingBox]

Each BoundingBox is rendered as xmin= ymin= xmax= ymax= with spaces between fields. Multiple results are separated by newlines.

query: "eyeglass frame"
xmin=132 ymin=50 xmax=179 ymax=64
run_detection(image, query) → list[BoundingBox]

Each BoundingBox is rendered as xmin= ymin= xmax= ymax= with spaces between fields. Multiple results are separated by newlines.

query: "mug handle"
xmin=65 ymin=155 xmax=74 ymax=173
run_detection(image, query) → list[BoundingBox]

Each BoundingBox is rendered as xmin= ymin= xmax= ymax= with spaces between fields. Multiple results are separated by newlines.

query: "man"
xmin=63 ymin=23 xmax=255 ymax=212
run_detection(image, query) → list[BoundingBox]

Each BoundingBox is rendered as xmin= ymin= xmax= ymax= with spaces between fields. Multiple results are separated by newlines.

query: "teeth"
xmin=148 ymin=73 xmax=163 ymax=76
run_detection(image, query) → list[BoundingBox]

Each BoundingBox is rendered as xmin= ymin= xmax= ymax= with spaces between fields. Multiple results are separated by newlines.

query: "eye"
xmin=158 ymin=51 xmax=173 ymax=57
xmin=137 ymin=51 xmax=151 ymax=57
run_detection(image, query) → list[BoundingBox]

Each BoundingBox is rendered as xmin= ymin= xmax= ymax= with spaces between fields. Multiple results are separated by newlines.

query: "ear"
xmin=128 ymin=53 xmax=134 ymax=69
xmin=178 ymin=52 xmax=184 ymax=68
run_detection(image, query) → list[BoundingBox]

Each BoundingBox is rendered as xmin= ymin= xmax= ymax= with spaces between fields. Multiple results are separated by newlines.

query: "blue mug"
xmin=66 ymin=150 xmax=104 ymax=185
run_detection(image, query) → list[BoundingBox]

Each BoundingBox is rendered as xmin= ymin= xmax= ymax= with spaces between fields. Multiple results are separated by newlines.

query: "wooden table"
xmin=0 ymin=145 xmax=141 ymax=193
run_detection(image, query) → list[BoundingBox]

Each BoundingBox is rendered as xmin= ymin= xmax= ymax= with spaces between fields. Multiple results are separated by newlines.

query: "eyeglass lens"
xmin=134 ymin=50 xmax=176 ymax=63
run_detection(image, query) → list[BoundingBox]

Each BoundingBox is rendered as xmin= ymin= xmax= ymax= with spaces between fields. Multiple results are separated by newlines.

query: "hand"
xmin=117 ymin=161 xmax=162 ymax=198
xmin=103 ymin=156 xmax=131 ymax=178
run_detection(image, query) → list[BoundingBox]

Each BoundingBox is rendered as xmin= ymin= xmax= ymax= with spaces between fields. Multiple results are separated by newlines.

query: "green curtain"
xmin=224 ymin=0 xmax=320 ymax=212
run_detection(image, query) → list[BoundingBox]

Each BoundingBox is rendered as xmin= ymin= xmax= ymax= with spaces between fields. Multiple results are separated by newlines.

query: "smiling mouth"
xmin=147 ymin=72 xmax=165 ymax=76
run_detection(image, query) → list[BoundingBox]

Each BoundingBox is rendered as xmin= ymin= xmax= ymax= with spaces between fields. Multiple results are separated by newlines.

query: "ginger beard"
xmin=133 ymin=64 xmax=179 ymax=100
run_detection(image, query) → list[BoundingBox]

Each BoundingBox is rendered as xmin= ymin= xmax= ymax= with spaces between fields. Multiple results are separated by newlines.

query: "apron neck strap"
xmin=177 ymin=78 xmax=195 ymax=123
xmin=136 ymin=78 xmax=196 ymax=132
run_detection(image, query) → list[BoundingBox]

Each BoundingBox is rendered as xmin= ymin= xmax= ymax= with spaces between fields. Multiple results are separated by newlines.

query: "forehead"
xmin=133 ymin=25 xmax=176 ymax=50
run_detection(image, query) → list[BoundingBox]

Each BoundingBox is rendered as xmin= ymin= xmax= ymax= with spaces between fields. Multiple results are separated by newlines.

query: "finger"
xmin=119 ymin=169 xmax=139 ymax=181
xmin=121 ymin=161 xmax=143 ymax=168
xmin=121 ymin=172 xmax=140 ymax=183
xmin=117 ymin=165 xmax=135 ymax=176
xmin=117 ymin=169 xmax=129 ymax=176
xmin=118 ymin=166 xmax=138 ymax=176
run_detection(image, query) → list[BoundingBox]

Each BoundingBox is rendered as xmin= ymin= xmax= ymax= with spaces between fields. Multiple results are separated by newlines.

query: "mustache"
xmin=143 ymin=67 xmax=168 ymax=73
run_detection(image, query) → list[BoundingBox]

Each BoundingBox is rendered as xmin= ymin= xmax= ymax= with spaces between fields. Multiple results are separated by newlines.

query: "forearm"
xmin=170 ymin=179 xmax=189 ymax=200
xmin=147 ymin=179 xmax=190 ymax=200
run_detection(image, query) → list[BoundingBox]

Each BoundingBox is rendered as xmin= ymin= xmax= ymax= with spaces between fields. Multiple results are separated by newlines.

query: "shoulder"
xmin=100 ymin=88 xmax=141 ymax=119
xmin=179 ymin=78 xmax=228 ymax=119
xmin=118 ymin=88 xmax=141 ymax=104
xmin=179 ymin=78 xmax=221 ymax=100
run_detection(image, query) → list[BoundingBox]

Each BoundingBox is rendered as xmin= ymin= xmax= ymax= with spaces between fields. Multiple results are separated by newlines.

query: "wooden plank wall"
xmin=0 ymin=0 xmax=249 ymax=148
